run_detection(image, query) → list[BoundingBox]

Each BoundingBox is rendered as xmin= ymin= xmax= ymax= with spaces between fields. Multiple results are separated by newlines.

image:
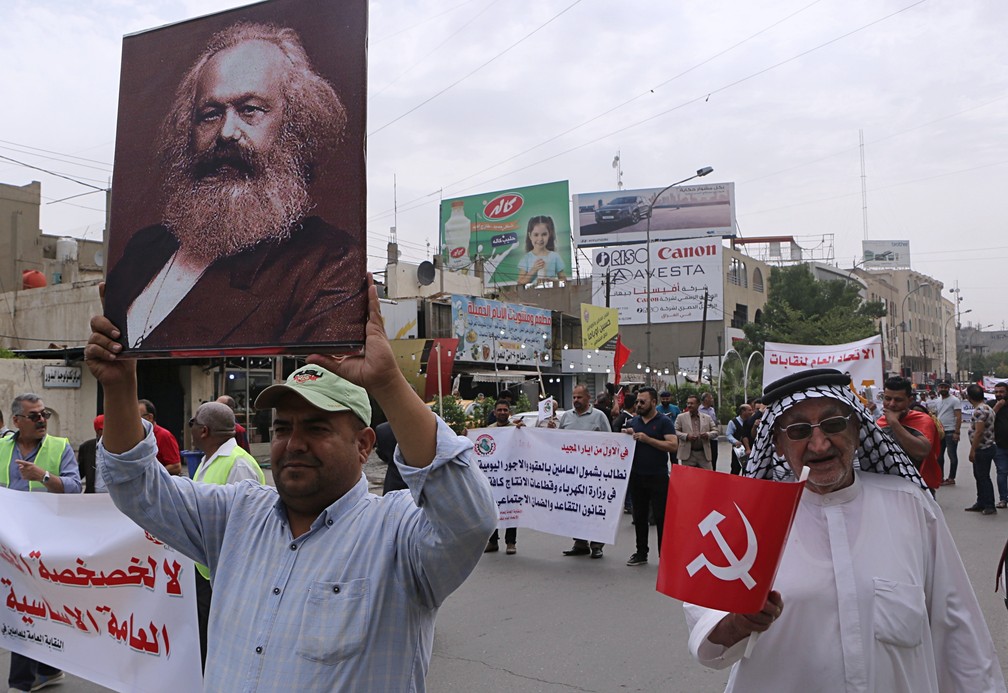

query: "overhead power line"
xmin=369 ymin=0 xmax=585 ymax=136
xmin=367 ymin=0 xmax=928 ymax=226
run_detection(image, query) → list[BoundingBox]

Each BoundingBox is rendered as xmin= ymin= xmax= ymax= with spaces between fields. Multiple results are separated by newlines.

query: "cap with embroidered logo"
xmin=254 ymin=365 xmax=372 ymax=425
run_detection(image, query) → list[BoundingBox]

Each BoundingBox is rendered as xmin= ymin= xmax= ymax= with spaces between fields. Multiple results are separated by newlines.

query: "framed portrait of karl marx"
xmin=105 ymin=0 xmax=368 ymax=356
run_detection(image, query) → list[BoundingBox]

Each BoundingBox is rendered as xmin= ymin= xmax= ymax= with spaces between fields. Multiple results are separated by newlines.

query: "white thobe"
xmin=685 ymin=472 xmax=1006 ymax=693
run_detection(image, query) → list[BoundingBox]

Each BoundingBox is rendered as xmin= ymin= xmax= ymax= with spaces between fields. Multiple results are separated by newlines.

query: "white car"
xmin=511 ymin=410 xmax=569 ymax=428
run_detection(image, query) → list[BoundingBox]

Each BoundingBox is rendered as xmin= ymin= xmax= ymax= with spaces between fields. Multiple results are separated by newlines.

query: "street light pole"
xmin=645 ymin=166 xmax=714 ymax=387
xmin=943 ymin=308 xmax=970 ymax=380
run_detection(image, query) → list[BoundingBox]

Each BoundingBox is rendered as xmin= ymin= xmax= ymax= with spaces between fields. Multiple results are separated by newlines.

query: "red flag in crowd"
xmin=657 ymin=466 xmax=805 ymax=614
xmin=613 ymin=334 xmax=631 ymax=385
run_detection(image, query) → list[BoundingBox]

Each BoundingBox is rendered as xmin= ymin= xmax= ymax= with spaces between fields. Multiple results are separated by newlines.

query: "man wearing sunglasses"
xmin=684 ymin=369 xmax=1003 ymax=692
xmin=2 ymin=394 xmax=81 ymax=693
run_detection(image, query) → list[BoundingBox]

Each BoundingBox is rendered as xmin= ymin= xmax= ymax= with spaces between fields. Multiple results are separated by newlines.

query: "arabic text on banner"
xmin=0 ymin=489 xmax=202 ymax=693
xmin=762 ymin=335 xmax=883 ymax=392
xmin=467 ymin=427 xmax=635 ymax=546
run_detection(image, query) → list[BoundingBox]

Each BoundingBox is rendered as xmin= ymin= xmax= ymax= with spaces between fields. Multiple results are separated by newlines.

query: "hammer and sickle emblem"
xmin=685 ymin=504 xmax=758 ymax=589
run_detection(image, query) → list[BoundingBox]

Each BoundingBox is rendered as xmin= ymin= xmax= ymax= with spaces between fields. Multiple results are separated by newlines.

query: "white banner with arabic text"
xmin=0 ymin=488 xmax=202 ymax=693
xmin=467 ymin=427 xmax=634 ymax=545
xmin=763 ymin=335 xmax=883 ymax=392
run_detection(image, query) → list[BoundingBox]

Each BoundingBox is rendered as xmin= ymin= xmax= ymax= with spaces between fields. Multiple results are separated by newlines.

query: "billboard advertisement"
xmin=104 ymin=0 xmax=368 ymax=356
xmin=451 ymin=295 xmax=552 ymax=366
xmin=591 ymin=239 xmax=723 ymax=325
xmin=573 ymin=182 xmax=735 ymax=248
xmin=862 ymin=240 xmax=911 ymax=270
xmin=439 ymin=181 xmax=571 ymax=287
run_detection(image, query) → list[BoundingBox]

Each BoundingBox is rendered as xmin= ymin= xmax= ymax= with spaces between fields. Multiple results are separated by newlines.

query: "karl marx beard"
xmin=161 ymin=129 xmax=312 ymax=264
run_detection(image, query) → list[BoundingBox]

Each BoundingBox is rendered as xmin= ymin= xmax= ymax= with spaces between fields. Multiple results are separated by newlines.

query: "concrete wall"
xmin=0 ymin=358 xmax=99 ymax=449
xmin=0 ymin=278 xmax=102 ymax=350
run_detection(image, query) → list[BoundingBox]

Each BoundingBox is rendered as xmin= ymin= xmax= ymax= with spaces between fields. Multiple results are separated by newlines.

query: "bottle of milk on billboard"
xmin=444 ymin=200 xmax=472 ymax=270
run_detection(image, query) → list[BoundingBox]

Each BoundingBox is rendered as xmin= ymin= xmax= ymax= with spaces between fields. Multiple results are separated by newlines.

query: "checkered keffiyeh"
xmin=744 ymin=382 xmax=927 ymax=490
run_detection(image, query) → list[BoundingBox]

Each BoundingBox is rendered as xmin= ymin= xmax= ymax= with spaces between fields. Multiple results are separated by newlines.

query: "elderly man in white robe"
xmin=684 ymin=368 xmax=1005 ymax=693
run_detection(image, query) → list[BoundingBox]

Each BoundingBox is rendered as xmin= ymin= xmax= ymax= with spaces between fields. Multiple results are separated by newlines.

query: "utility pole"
xmin=697 ymin=289 xmax=709 ymax=384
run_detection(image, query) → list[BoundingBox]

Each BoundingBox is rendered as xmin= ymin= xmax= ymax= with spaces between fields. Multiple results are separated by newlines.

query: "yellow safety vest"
xmin=0 ymin=435 xmax=70 ymax=492
xmin=195 ymin=445 xmax=265 ymax=579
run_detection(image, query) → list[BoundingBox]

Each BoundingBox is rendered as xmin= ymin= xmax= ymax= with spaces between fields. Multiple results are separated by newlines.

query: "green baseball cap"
xmin=254 ymin=365 xmax=372 ymax=425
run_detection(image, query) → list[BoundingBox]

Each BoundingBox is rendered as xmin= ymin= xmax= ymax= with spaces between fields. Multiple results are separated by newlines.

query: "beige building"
xmin=852 ymin=268 xmax=955 ymax=381
xmin=0 ymin=180 xmax=105 ymax=293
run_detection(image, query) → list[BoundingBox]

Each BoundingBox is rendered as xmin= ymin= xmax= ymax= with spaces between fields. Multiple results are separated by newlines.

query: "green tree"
xmin=737 ymin=265 xmax=885 ymax=355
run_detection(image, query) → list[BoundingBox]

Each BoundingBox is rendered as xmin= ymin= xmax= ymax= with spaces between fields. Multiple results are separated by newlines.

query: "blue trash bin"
xmin=181 ymin=450 xmax=203 ymax=478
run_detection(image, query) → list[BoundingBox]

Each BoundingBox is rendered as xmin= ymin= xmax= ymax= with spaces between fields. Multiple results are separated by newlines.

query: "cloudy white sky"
xmin=2 ymin=0 xmax=1005 ymax=326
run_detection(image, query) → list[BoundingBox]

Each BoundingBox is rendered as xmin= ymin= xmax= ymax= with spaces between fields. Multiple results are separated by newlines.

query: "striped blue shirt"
xmin=99 ymin=418 xmax=496 ymax=692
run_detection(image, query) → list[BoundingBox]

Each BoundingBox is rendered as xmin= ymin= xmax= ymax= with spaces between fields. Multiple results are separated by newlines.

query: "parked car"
xmin=595 ymin=195 xmax=651 ymax=225
xmin=512 ymin=409 xmax=569 ymax=428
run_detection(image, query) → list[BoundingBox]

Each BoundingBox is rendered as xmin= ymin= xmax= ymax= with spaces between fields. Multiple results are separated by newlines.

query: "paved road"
xmin=4 ymin=440 xmax=1008 ymax=691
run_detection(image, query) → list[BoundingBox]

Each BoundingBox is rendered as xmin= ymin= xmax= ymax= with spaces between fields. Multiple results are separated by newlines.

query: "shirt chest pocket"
xmin=872 ymin=578 xmax=926 ymax=648
xmin=296 ymin=578 xmax=370 ymax=665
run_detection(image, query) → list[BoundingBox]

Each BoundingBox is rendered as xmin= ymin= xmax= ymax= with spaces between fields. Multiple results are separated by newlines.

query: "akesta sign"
xmin=439 ymin=181 xmax=571 ymax=287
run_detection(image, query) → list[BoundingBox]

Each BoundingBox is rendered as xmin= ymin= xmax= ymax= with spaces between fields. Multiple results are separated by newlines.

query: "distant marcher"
xmin=675 ymin=395 xmax=718 ymax=469
xmin=725 ymin=404 xmax=753 ymax=475
xmin=557 ymin=385 xmax=612 ymax=559
xmin=965 ymin=384 xmax=998 ymax=515
xmin=622 ymin=388 xmax=677 ymax=567
xmin=657 ymin=391 xmax=681 ymax=418
xmin=189 ymin=401 xmax=267 ymax=669
xmin=934 ymin=380 xmax=963 ymax=485
xmin=991 ymin=382 xmax=1008 ymax=508
xmin=3 ymin=393 xmax=81 ymax=692
xmin=216 ymin=395 xmax=252 ymax=452
xmin=876 ymin=376 xmax=941 ymax=491
xmin=699 ymin=393 xmax=720 ymax=470
xmin=139 ymin=398 xmax=182 ymax=475
xmin=77 ymin=414 xmax=105 ymax=494
xmin=484 ymin=399 xmax=520 ymax=554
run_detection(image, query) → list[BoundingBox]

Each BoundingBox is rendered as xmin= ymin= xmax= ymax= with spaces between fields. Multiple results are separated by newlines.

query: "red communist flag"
xmin=613 ymin=334 xmax=631 ymax=385
xmin=657 ymin=466 xmax=805 ymax=614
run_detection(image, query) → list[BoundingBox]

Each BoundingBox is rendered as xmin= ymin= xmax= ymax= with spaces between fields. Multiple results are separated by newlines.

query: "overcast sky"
xmin=2 ymin=0 xmax=1005 ymax=328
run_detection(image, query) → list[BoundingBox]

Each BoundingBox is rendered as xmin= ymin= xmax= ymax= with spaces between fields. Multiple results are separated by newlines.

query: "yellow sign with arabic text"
xmin=581 ymin=304 xmax=619 ymax=350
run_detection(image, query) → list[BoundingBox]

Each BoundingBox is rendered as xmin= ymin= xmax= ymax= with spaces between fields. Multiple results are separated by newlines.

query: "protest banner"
xmin=658 ymin=466 xmax=805 ymax=613
xmin=468 ymin=427 xmax=634 ymax=545
xmin=763 ymin=335 xmax=883 ymax=392
xmin=0 ymin=489 xmax=202 ymax=692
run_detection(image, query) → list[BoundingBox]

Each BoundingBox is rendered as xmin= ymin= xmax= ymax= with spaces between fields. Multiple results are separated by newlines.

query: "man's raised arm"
xmin=307 ymin=274 xmax=436 ymax=469
xmin=84 ymin=285 xmax=145 ymax=454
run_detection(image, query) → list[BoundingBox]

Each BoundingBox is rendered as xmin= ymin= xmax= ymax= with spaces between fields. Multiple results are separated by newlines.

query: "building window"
xmin=731 ymin=303 xmax=749 ymax=329
xmin=728 ymin=258 xmax=748 ymax=287
xmin=753 ymin=268 xmax=764 ymax=293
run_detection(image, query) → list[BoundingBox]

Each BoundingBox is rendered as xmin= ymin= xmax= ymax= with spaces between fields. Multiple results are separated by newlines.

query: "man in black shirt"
xmin=992 ymin=382 xmax=1008 ymax=508
xmin=620 ymin=387 xmax=678 ymax=567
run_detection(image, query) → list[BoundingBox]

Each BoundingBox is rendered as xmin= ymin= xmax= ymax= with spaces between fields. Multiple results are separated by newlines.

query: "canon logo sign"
xmin=595 ymin=243 xmax=718 ymax=267
xmin=657 ymin=244 xmax=718 ymax=260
